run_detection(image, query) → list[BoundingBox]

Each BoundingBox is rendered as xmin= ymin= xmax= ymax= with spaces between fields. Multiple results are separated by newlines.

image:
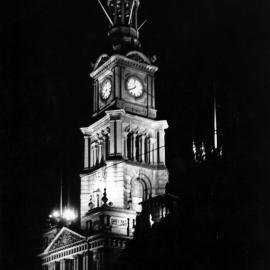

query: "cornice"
xmin=80 ymin=110 xmax=168 ymax=136
xmin=90 ymin=54 xmax=158 ymax=78
xmin=80 ymin=114 xmax=110 ymax=135
xmin=123 ymin=113 xmax=169 ymax=130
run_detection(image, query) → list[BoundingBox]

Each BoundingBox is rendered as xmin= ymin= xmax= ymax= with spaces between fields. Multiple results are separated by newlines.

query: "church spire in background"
xmin=211 ymin=95 xmax=223 ymax=159
xmin=213 ymin=96 xmax=218 ymax=150
xmin=192 ymin=89 xmax=223 ymax=163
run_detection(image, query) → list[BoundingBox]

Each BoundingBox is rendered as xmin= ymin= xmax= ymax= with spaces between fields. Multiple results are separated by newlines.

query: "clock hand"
xmin=129 ymin=86 xmax=137 ymax=90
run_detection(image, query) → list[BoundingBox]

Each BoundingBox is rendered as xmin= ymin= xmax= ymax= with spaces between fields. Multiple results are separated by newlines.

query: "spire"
xmin=213 ymin=96 xmax=218 ymax=150
xmin=211 ymin=95 xmax=223 ymax=159
xmin=98 ymin=0 xmax=142 ymax=52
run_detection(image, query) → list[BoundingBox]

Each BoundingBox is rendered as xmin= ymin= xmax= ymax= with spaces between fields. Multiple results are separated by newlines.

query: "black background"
xmin=1 ymin=0 xmax=270 ymax=269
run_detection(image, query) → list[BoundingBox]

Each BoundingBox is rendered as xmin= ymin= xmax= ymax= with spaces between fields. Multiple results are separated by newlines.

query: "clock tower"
xmin=40 ymin=1 xmax=169 ymax=270
xmin=80 ymin=0 xmax=168 ymax=268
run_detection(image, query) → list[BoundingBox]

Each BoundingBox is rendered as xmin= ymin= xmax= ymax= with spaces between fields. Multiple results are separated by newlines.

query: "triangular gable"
xmin=43 ymin=227 xmax=86 ymax=254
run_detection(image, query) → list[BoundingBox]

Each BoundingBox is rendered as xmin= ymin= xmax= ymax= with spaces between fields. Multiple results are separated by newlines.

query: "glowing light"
xmin=149 ymin=214 xmax=154 ymax=227
xmin=52 ymin=210 xmax=60 ymax=218
xmin=63 ymin=208 xmax=77 ymax=221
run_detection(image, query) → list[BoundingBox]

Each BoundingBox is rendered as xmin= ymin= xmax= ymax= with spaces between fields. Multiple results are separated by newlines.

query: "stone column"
xmin=92 ymin=143 xmax=97 ymax=167
xmin=123 ymin=132 xmax=128 ymax=159
xmin=83 ymin=252 xmax=88 ymax=270
xmin=116 ymin=120 xmax=122 ymax=155
xmin=132 ymin=133 xmax=136 ymax=161
xmin=114 ymin=66 xmax=121 ymax=98
xmin=102 ymin=139 xmax=106 ymax=162
xmin=84 ymin=136 xmax=89 ymax=169
xmin=141 ymin=134 xmax=146 ymax=163
xmin=60 ymin=260 xmax=65 ymax=270
xmin=98 ymin=141 xmax=102 ymax=163
xmin=153 ymin=138 xmax=157 ymax=164
xmin=150 ymin=138 xmax=157 ymax=164
xmin=73 ymin=256 xmax=79 ymax=270
xmin=109 ymin=120 xmax=115 ymax=156
xmin=158 ymin=130 xmax=165 ymax=164
xmin=90 ymin=145 xmax=94 ymax=168
xmin=137 ymin=135 xmax=141 ymax=162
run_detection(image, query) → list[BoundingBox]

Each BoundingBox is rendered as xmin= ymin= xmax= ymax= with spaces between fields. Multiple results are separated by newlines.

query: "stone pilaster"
xmin=116 ymin=120 xmax=122 ymax=155
xmin=109 ymin=120 xmax=115 ymax=156
xmin=73 ymin=256 xmax=79 ymax=270
xmin=132 ymin=133 xmax=136 ymax=161
xmin=123 ymin=131 xmax=128 ymax=159
xmin=92 ymin=143 xmax=96 ymax=167
xmin=98 ymin=141 xmax=102 ymax=163
xmin=150 ymin=138 xmax=156 ymax=164
xmin=82 ymin=252 xmax=88 ymax=270
xmin=158 ymin=130 xmax=165 ymax=164
xmin=60 ymin=260 xmax=65 ymax=270
xmin=84 ymin=136 xmax=89 ymax=169
xmin=141 ymin=134 xmax=146 ymax=163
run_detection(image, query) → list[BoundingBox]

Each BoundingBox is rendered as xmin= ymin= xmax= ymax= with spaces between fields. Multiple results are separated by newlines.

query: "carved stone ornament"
xmin=50 ymin=230 xmax=83 ymax=251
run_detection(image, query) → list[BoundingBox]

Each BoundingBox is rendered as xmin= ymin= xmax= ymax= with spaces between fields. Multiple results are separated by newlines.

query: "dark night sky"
xmin=1 ymin=0 xmax=270 ymax=269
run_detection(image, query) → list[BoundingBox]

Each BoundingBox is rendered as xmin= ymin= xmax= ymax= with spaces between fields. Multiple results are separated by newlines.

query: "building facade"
xmin=39 ymin=1 xmax=169 ymax=269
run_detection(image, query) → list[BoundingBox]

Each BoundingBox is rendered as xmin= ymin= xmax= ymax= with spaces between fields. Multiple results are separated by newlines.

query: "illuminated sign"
xmin=110 ymin=217 xmax=127 ymax=227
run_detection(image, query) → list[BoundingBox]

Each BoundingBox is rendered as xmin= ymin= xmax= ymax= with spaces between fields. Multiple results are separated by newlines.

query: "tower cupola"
xmin=99 ymin=0 xmax=141 ymax=52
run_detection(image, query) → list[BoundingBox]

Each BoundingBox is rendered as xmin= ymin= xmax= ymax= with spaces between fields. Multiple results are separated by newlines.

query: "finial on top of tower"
xmin=98 ymin=0 xmax=142 ymax=52
xmin=102 ymin=188 xmax=108 ymax=206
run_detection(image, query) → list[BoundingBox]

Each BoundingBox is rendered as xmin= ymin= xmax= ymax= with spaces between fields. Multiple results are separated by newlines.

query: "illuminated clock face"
xmin=126 ymin=77 xmax=143 ymax=97
xmin=101 ymin=79 xmax=112 ymax=100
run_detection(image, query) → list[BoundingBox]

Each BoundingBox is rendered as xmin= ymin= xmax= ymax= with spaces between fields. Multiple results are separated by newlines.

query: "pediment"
xmin=126 ymin=51 xmax=151 ymax=64
xmin=44 ymin=227 xmax=86 ymax=254
xmin=93 ymin=54 xmax=110 ymax=70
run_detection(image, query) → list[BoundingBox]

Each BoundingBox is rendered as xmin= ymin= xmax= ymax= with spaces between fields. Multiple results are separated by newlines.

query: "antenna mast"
xmin=138 ymin=19 xmax=147 ymax=31
xmin=128 ymin=0 xmax=135 ymax=25
xmin=97 ymin=0 xmax=114 ymax=26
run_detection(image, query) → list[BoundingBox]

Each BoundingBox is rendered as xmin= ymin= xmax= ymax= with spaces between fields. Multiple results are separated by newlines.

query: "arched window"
xmin=131 ymin=176 xmax=151 ymax=212
xmin=131 ymin=179 xmax=144 ymax=212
